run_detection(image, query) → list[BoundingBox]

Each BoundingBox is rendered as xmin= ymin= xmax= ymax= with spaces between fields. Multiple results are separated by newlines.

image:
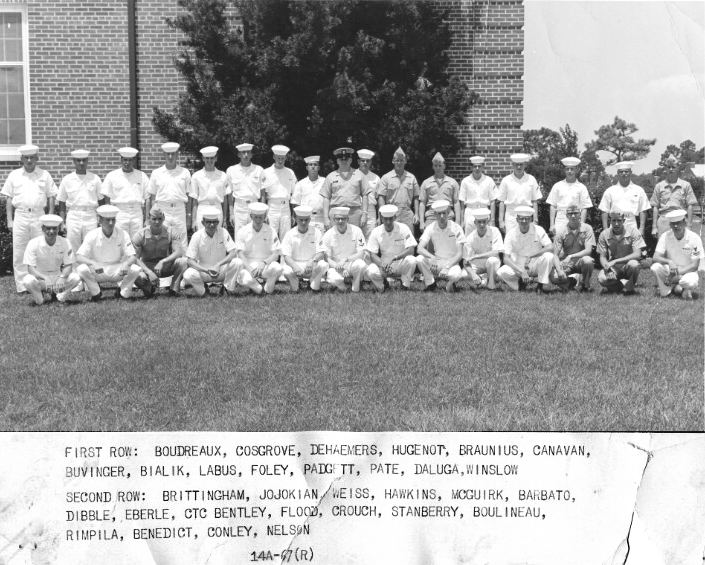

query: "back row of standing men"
xmin=2 ymin=141 xmax=700 ymax=299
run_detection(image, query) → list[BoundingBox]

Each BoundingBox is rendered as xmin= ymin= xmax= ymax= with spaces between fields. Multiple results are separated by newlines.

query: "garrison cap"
xmin=118 ymin=147 xmax=138 ymax=159
xmin=393 ymin=147 xmax=406 ymax=159
xmin=39 ymin=214 xmax=63 ymax=227
xmin=357 ymin=149 xmax=374 ymax=160
xmin=148 ymin=205 xmax=165 ymax=218
xmin=430 ymin=199 xmax=450 ymax=212
xmin=510 ymin=153 xmax=530 ymax=164
xmin=96 ymin=204 xmax=120 ymax=218
xmin=200 ymin=146 xmax=218 ymax=158
xmin=665 ymin=209 xmax=687 ymax=222
xmin=236 ymin=143 xmax=254 ymax=152
xmin=432 ymin=152 xmax=444 ymax=163
xmin=514 ymin=205 xmax=534 ymax=217
xmin=561 ymin=157 xmax=581 ymax=167
xmin=293 ymin=205 xmax=313 ymax=218
xmin=470 ymin=156 xmax=485 ymax=165
xmin=18 ymin=144 xmax=39 ymax=156
xmin=379 ymin=204 xmax=398 ymax=218
xmin=71 ymin=149 xmax=90 ymax=159
xmin=161 ymin=142 xmax=180 ymax=153
xmin=248 ymin=202 xmax=269 ymax=214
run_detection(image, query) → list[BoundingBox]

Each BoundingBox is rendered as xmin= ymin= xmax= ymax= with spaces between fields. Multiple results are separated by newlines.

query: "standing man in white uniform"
xmin=546 ymin=156 xmax=592 ymax=235
xmin=226 ymin=142 xmax=265 ymax=234
xmin=182 ymin=206 xmax=240 ymax=297
xmin=461 ymin=208 xmax=503 ymax=290
xmin=280 ymin=205 xmax=328 ymax=292
xmin=148 ymin=142 xmax=193 ymax=242
xmin=291 ymin=155 xmax=326 ymax=233
xmin=357 ymin=149 xmax=380 ymax=239
xmin=598 ymin=161 xmax=650 ymax=236
xmin=365 ymin=204 xmax=419 ymax=292
xmin=1 ymin=144 xmax=57 ymax=292
xmin=497 ymin=153 xmax=541 ymax=234
xmin=262 ymin=144 xmax=297 ymax=241
xmin=418 ymin=153 xmax=460 ymax=231
xmin=497 ymin=205 xmax=556 ymax=293
xmin=416 ymin=200 xmax=465 ymax=292
xmin=190 ymin=146 xmax=231 ymax=228
xmin=22 ymin=214 xmax=81 ymax=304
xmin=101 ymin=147 xmax=149 ymax=239
xmin=459 ymin=155 xmax=497 ymax=235
xmin=233 ymin=202 xmax=284 ymax=294
xmin=320 ymin=206 xmax=368 ymax=292
xmin=650 ymin=209 xmax=704 ymax=300
xmin=75 ymin=205 xmax=142 ymax=300
xmin=57 ymin=149 xmax=103 ymax=253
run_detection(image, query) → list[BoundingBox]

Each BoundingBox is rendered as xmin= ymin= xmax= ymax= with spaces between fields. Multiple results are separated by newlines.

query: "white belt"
xmin=15 ymin=206 xmax=43 ymax=214
xmin=113 ymin=202 xmax=143 ymax=209
xmin=156 ymin=201 xmax=186 ymax=209
xmin=69 ymin=205 xmax=97 ymax=212
xmin=268 ymin=198 xmax=289 ymax=205
xmin=234 ymin=198 xmax=255 ymax=205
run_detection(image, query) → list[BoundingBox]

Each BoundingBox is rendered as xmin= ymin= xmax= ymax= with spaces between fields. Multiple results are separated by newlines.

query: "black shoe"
xmin=48 ymin=292 xmax=58 ymax=303
xmin=142 ymin=284 xmax=155 ymax=298
xmin=518 ymin=278 xmax=527 ymax=291
xmin=424 ymin=282 xmax=437 ymax=292
xmin=398 ymin=284 xmax=411 ymax=291
xmin=383 ymin=278 xmax=390 ymax=290
xmin=567 ymin=277 xmax=578 ymax=290
xmin=90 ymin=292 xmax=103 ymax=302
xmin=114 ymin=288 xmax=122 ymax=299
xmin=168 ymin=288 xmax=179 ymax=297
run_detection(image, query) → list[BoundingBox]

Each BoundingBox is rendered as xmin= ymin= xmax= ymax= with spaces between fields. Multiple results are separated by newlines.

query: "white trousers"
xmin=325 ymin=258 xmax=367 ymax=292
xmin=182 ymin=259 xmax=241 ymax=296
xmin=267 ymin=200 xmax=291 ymax=241
xmin=416 ymin=257 xmax=463 ymax=287
xmin=157 ymin=201 xmax=188 ymax=241
xmin=22 ymin=272 xmax=81 ymax=304
xmin=66 ymin=209 xmax=98 ymax=253
xmin=366 ymin=256 xmax=418 ymax=290
xmin=75 ymin=262 xmax=143 ymax=298
xmin=11 ymin=210 xmax=42 ymax=292
xmin=234 ymin=259 xmax=284 ymax=294
xmin=113 ymin=203 xmax=144 ymax=240
xmin=462 ymin=256 xmax=501 ymax=289
xmin=497 ymin=252 xmax=554 ymax=290
xmin=650 ymin=263 xmax=699 ymax=297
xmin=281 ymin=259 xmax=329 ymax=291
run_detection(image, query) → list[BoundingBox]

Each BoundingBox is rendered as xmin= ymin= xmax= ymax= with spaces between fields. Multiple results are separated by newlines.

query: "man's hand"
xmin=207 ymin=268 xmax=220 ymax=278
xmin=429 ymin=263 xmax=440 ymax=276
xmin=146 ymin=269 xmax=159 ymax=284
xmin=153 ymin=260 xmax=165 ymax=277
xmin=651 ymin=225 xmax=658 ymax=236
xmin=251 ymin=263 xmax=264 ymax=278
xmin=54 ymin=277 xmax=66 ymax=292
xmin=520 ymin=271 xmax=531 ymax=284
xmin=549 ymin=225 xmax=556 ymax=236
xmin=383 ymin=263 xmax=394 ymax=275
xmin=302 ymin=263 xmax=314 ymax=278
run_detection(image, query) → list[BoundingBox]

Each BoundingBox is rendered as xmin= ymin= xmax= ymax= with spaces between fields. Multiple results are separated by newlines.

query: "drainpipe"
xmin=127 ymin=0 xmax=139 ymax=155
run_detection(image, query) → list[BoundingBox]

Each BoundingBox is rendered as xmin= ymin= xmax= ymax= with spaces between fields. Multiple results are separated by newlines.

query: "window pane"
xmin=3 ymin=67 xmax=22 ymax=92
xmin=7 ymin=118 xmax=26 ymax=144
xmin=4 ymin=39 xmax=20 ymax=62
xmin=3 ymin=14 xmax=22 ymax=39
xmin=6 ymin=93 xmax=23 ymax=118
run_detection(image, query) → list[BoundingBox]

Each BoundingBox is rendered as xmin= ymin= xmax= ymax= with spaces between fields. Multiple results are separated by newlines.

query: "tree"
xmin=523 ymin=124 xmax=579 ymax=191
xmin=583 ymin=116 xmax=656 ymax=168
xmin=153 ymin=0 xmax=475 ymax=177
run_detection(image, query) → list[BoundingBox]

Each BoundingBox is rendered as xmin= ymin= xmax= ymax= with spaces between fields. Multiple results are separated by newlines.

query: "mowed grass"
xmin=0 ymin=269 xmax=702 ymax=431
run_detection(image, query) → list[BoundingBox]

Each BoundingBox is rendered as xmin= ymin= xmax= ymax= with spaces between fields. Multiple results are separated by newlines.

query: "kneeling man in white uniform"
xmin=321 ymin=206 xmax=368 ymax=292
xmin=280 ymin=205 xmax=328 ymax=292
xmin=416 ymin=199 xmax=464 ymax=292
xmin=461 ymin=208 xmax=503 ymax=289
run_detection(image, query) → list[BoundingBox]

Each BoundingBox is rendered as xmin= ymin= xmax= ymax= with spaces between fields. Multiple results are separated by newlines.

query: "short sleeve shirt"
xmin=378 ymin=170 xmax=419 ymax=210
xmin=459 ymin=174 xmax=497 ymax=207
xmin=650 ymin=179 xmax=697 ymax=214
xmin=596 ymin=225 xmax=645 ymax=261
xmin=545 ymin=180 xmax=592 ymax=210
xmin=101 ymin=168 xmax=149 ymax=204
xmin=57 ymin=171 xmax=103 ymax=208
xmin=419 ymin=175 xmax=459 ymax=207
xmin=553 ymin=223 xmax=595 ymax=258
xmin=77 ymin=227 xmax=135 ymax=264
xmin=187 ymin=227 xmax=236 ymax=268
xmin=291 ymin=177 xmax=325 ymax=221
xmin=132 ymin=225 xmax=185 ymax=263
xmin=655 ymin=229 xmax=704 ymax=270
xmin=281 ymin=226 xmax=324 ymax=262
xmin=366 ymin=222 xmax=417 ymax=264
xmin=320 ymin=169 xmax=369 ymax=208
xmin=361 ymin=170 xmax=381 ymax=210
xmin=148 ymin=166 xmax=193 ymax=203
xmin=23 ymin=235 xmax=74 ymax=274
xmin=419 ymin=220 xmax=465 ymax=261
xmin=262 ymin=165 xmax=297 ymax=200
xmin=598 ymin=182 xmax=651 ymax=217
xmin=1 ymin=167 xmax=57 ymax=208
xmin=503 ymin=224 xmax=551 ymax=264
xmin=321 ymin=224 xmax=366 ymax=262
xmin=497 ymin=173 xmax=542 ymax=208
xmin=191 ymin=168 xmax=231 ymax=204
xmin=226 ymin=163 xmax=265 ymax=201
xmin=463 ymin=226 xmax=504 ymax=259
xmin=235 ymin=223 xmax=281 ymax=262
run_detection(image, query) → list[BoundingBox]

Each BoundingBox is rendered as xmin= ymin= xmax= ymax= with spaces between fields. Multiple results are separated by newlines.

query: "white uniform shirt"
xmin=361 ymin=170 xmax=381 ymax=210
xmin=655 ymin=229 xmax=704 ymax=270
xmin=191 ymin=168 xmax=231 ymax=204
xmin=77 ymin=227 xmax=135 ymax=264
xmin=291 ymin=177 xmax=325 ymax=221
xmin=545 ymin=180 xmax=592 ymax=210
xmin=463 ymin=226 xmax=504 ymax=259
xmin=366 ymin=222 xmax=416 ymax=264
xmin=1 ymin=167 xmax=57 ymax=208
xmin=281 ymin=227 xmax=324 ymax=262
xmin=226 ymin=163 xmax=264 ymax=201
xmin=57 ymin=172 xmax=102 ymax=208
xmin=497 ymin=173 xmax=541 ymax=209
xmin=503 ymin=224 xmax=551 ymax=265
xmin=23 ymin=235 xmax=74 ymax=274
xmin=419 ymin=220 xmax=465 ymax=260
xmin=235 ymin=223 xmax=281 ymax=262
xmin=322 ymin=225 xmax=366 ymax=262
xmin=459 ymin=174 xmax=497 ymax=207
xmin=262 ymin=165 xmax=296 ymax=200
xmin=187 ymin=227 xmax=236 ymax=268
xmin=598 ymin=182 xmax=651 ymax=218
xmin=148 ymin=166 xmax=192 ymax=203
xmin=101 ymin=169 xmax=149 ymax=204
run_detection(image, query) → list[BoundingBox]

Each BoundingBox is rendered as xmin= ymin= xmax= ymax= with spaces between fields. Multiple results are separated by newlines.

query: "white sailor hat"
xmin=39 ymin=214 xmax=63 ymax=227
xmin=515 ymin=205 xmax=534 ymax=217
xmin=304 ymin=155 xmax=320 ymax=164
xmin=469 ymin=156 xmax=485 ymax=165
xmin=615 ymin=161 xmax=633 ymax=171
xmin=200 ymin=146 xmax=218 ymax=158
xmin=561 ymin=156 xmax=581 ymax=167
xmin=71 ymin=149 xmax=90 ymax=159
xmin=432 ymin=152 xmax=444 ymax=163
xmin=236 ymin=143 xmax=254 ymax=152
xmin=118 ymin=147 xmax=138 ymax=159
xmin=248 ymin=202 xmax=269 ymax=214
xmin=200 ymin=205 xmax=221 ymax=221
xmin=357 ymin=149 xmax=374 ymax=160
xmin=510 ymin=153 xmax=530 ymax=164
xmin=470 ymin=208 xmax=491 ymax=220
xmin=330 ymin=206 xmax=351 ymax=217
xmin=96 ymin=204 xmax=120 ymax=218
xmin=393 ymin=147 xmax=406 ymax=159
xmin=271 ymin=144 xmax=290 ymax=156
xmin=161 ymin=142 xmax=180 ymax=153
xmin=18 ymin=144 xmax=39 ymax=156
xmin=430 ymin=199 xmax=450 ymax=212
xmin=665 ymin=209 xmax=687 ymax=222
xmin=379 ymin=204 xmax=399 ymax=218
xmin=293 ymin=205 xmax=313 ymax=218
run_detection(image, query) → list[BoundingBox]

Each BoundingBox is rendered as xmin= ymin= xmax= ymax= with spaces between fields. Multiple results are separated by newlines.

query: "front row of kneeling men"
xmin=22 ymin=199 xmax=703 ymax=304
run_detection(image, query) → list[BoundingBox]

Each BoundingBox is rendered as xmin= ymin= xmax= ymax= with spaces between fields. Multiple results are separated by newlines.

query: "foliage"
xmin=652 ymin=140 xmax=705 ymax=204
xmin=0 ymin=199 xmax=11 ymax=275
xmin=583 ymin=116 xmax=656 ymax=168
xmin=154 ymin=0 xmax=475 ymax=178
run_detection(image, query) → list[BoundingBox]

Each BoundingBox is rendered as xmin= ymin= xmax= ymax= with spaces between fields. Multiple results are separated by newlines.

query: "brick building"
xmin=0 ymin=0 xmax=523 ymax=184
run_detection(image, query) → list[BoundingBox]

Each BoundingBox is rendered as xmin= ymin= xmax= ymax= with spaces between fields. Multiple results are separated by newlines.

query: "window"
xmin=0 ymin=6 xmax=30 ymax=160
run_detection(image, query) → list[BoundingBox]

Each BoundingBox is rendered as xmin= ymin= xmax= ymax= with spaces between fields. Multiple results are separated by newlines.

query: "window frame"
xmin=0 ymin=4 xmax=31 ymax=161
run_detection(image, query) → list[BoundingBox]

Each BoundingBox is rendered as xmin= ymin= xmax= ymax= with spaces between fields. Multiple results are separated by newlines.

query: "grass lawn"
xmin=0 ymin=268 xmax=702 ymax=432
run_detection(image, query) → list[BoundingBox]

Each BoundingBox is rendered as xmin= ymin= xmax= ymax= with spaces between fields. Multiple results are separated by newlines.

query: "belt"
xmin=267 ymin=198 xmax=289 ymax=205
xmin=15 ymin=206 xmax=43 ymax=213
xmin=69 ymin=205 xmax=97 ymax=212
xmin=113 ymin=202 xmax=143 ymax=209
xmin=156 ymin=201 xmax=186 ymax=209
xmin=234 ymin=198 xmax=254 ymax=205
